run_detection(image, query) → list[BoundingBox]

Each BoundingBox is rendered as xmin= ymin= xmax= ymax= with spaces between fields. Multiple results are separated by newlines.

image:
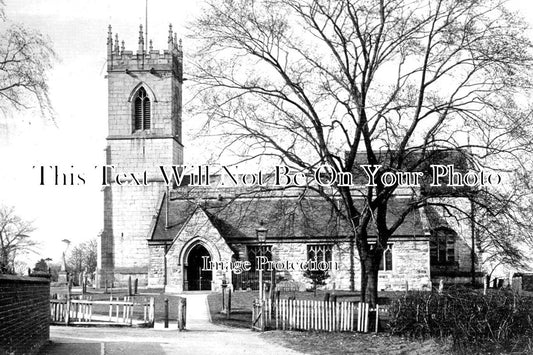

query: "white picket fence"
xmin=253 ymin=298 xmax=386 ymax=332
xmin=50 ymin=295 xmax=155 ymax=327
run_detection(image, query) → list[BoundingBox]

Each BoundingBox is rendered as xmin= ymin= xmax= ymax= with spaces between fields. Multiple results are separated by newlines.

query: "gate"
xmin=251 ymin=300 xmax=265 ymax=331
xmin=50 ymin=295 xmax=155 ymax=327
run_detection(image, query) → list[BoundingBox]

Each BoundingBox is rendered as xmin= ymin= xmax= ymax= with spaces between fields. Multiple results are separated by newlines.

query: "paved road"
xmin=39 ymin=293 xmax=303 ymax=355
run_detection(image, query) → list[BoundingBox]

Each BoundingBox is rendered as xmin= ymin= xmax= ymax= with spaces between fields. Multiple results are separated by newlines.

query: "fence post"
xmin=252 ymin=300 xmax=256 ymax=330
xmin=177 ymin=297 xmax=186 ymax=331
xmin=128 ymin=276 xmax=132 ymax=296
xmin=134 ymin=278 xmax=138 ymax=294
xmin=82 ymin=271 xmax=87 ymax=294
xmin=260 ymin=299 xmax=265 ymax=331
xmin=164 ymin=298 xmax=169 ymax=328
xmin=221 ymin=286 xmax=226 ymax=312
xmin=65 ymin=278 xmax=72 ymax=326
xmin=149 ymin=297 xmax=155 ymax=327
xmin=375 ymin=305 xmax=379 ymax=333
xmin=227 ymin=289 xmax=232 ymax=320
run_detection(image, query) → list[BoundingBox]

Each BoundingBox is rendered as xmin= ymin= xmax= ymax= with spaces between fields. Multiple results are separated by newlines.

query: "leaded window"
xmin=307 ymin=244 xmax=332 ymax=263
xmin=247 ymin=245 xmax=272 ymax=271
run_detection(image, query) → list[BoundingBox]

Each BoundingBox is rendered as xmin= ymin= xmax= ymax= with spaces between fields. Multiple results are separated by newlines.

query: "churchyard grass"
xmin=261 ymin=331 xmax=449 ymax=355
xmin=207 ymin=290 xmax=448 ymax=354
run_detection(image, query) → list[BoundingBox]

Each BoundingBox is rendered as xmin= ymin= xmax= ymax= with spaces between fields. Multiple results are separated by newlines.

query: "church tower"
xmin=97 ymin=25 xmax=184 ymax=287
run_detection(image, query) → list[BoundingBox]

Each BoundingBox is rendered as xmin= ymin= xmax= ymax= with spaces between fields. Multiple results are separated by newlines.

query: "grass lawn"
xmin=207 ymin=290 xmax=254 ymax=328
xmin=207 ymin=290 xmax=448 ymax=354
xmin=261 ymin=331 xmax=449 ymax=355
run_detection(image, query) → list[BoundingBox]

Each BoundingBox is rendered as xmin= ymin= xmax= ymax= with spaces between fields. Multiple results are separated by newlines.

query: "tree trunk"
xmin=360 ymin=245 xmax=380 ymax=307
xmin=0 ymin=248 xmax=9 ymax=271
xmin=364 ymin=259 xmax=379 ymax=307
xmin=360 ymin=257 xmax=368 ymax=303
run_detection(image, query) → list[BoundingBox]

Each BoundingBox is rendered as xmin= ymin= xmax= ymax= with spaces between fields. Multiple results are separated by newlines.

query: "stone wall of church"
xmin=106 ymin=138 xmax=182 ymax=181
xmin=375 ymin=240 xmax=432 ymax=291
xmin=272 ymin=243 xmax=308 ymax=288
xmin=106 ymin=70 xmax=184 ymax=182
xmin=107 ymin=71 xmax=181 ymax=138
xmin=148 ymin=244 xmax=166 ymax=287
xmin=230 ymin=238 xmax=431 ymax=292
xmin=101 ymin=184 xmax=164 ymax=286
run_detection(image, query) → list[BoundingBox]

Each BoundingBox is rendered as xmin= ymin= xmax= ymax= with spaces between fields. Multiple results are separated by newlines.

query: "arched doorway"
xmin=186 ymin=244 xmax=212 ymax=291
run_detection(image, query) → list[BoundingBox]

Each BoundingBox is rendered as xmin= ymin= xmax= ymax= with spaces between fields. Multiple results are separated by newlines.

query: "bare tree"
xmin=476 ymin=171 xmax=533 ymax=278
xmin=190 ymin=0 xmax=533 ymax=305
xmin=67 ymin=238 xmax=97 ymax=283
xmin=0 ymin=0 xmax=55 ymax=120
xmin=0 ymin=206 xmax=36 ymax=273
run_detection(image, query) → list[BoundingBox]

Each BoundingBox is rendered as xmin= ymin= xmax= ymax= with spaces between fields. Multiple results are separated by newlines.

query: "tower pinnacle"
xmin=138 ymin=24 xmax=145 ymax=53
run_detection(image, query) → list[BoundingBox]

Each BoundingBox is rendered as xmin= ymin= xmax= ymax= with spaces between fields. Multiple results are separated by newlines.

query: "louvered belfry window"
xmin=134 ymin=87 xmax=150 ymax=131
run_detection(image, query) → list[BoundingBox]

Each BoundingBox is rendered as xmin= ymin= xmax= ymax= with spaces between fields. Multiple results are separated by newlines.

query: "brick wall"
xmin=0 ymin=275 xmax=50 ymax=355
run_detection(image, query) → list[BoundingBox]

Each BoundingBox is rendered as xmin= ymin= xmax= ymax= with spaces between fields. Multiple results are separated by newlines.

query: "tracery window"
xmin=134 ymin=87 xmax=151 ymax=131
xmin=307 ymin=244 xmax=332 ymax=263
xmin=247 ymin=245 xmax=272 ymax=271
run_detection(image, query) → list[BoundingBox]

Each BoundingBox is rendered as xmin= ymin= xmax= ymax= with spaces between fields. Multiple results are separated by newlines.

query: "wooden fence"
xmin=50 ymin=295 xmax=155 ymax=327
xmin=253 ymin=298 xmax=387 ymax=332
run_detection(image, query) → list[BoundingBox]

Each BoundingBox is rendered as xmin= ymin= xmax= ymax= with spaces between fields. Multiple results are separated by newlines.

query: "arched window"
xmin=380 ymin=244 xmax=393 ymax=271
xmin=370 ymin=243 xmax=393 ymax=271
xmin=133 ymin=87 xmax=150 ymax=131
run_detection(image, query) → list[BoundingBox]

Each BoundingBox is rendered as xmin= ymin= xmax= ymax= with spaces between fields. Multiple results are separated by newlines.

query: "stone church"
xmin=96 ymin=25 xmax=480 ymax=293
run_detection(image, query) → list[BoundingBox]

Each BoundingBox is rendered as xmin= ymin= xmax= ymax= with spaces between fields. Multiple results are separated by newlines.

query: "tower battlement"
xmin=107 ymin=24 xmax=183 ymax=78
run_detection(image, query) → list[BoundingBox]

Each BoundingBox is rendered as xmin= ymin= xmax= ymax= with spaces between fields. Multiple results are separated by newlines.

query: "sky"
xmin=0 ymin=0 xmax=532 ymax=268
xmin=0 ymin=0 xmax=203 ymax=267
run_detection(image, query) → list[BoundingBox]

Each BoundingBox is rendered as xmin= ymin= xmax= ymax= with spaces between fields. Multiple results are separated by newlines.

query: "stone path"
xmin=182 ymin=292 xmax=220 ymax=331
xmin=40 ymin=293 xmax=303 ymax=355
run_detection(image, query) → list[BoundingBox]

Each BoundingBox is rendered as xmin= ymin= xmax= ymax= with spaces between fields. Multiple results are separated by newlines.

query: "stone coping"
xmin=0 ymin=274 xmax=50 ymax=284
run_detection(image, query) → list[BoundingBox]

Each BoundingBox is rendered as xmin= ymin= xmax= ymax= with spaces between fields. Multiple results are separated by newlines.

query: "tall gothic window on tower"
xmin=134 ymin=87 xmax=151 ymax=131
